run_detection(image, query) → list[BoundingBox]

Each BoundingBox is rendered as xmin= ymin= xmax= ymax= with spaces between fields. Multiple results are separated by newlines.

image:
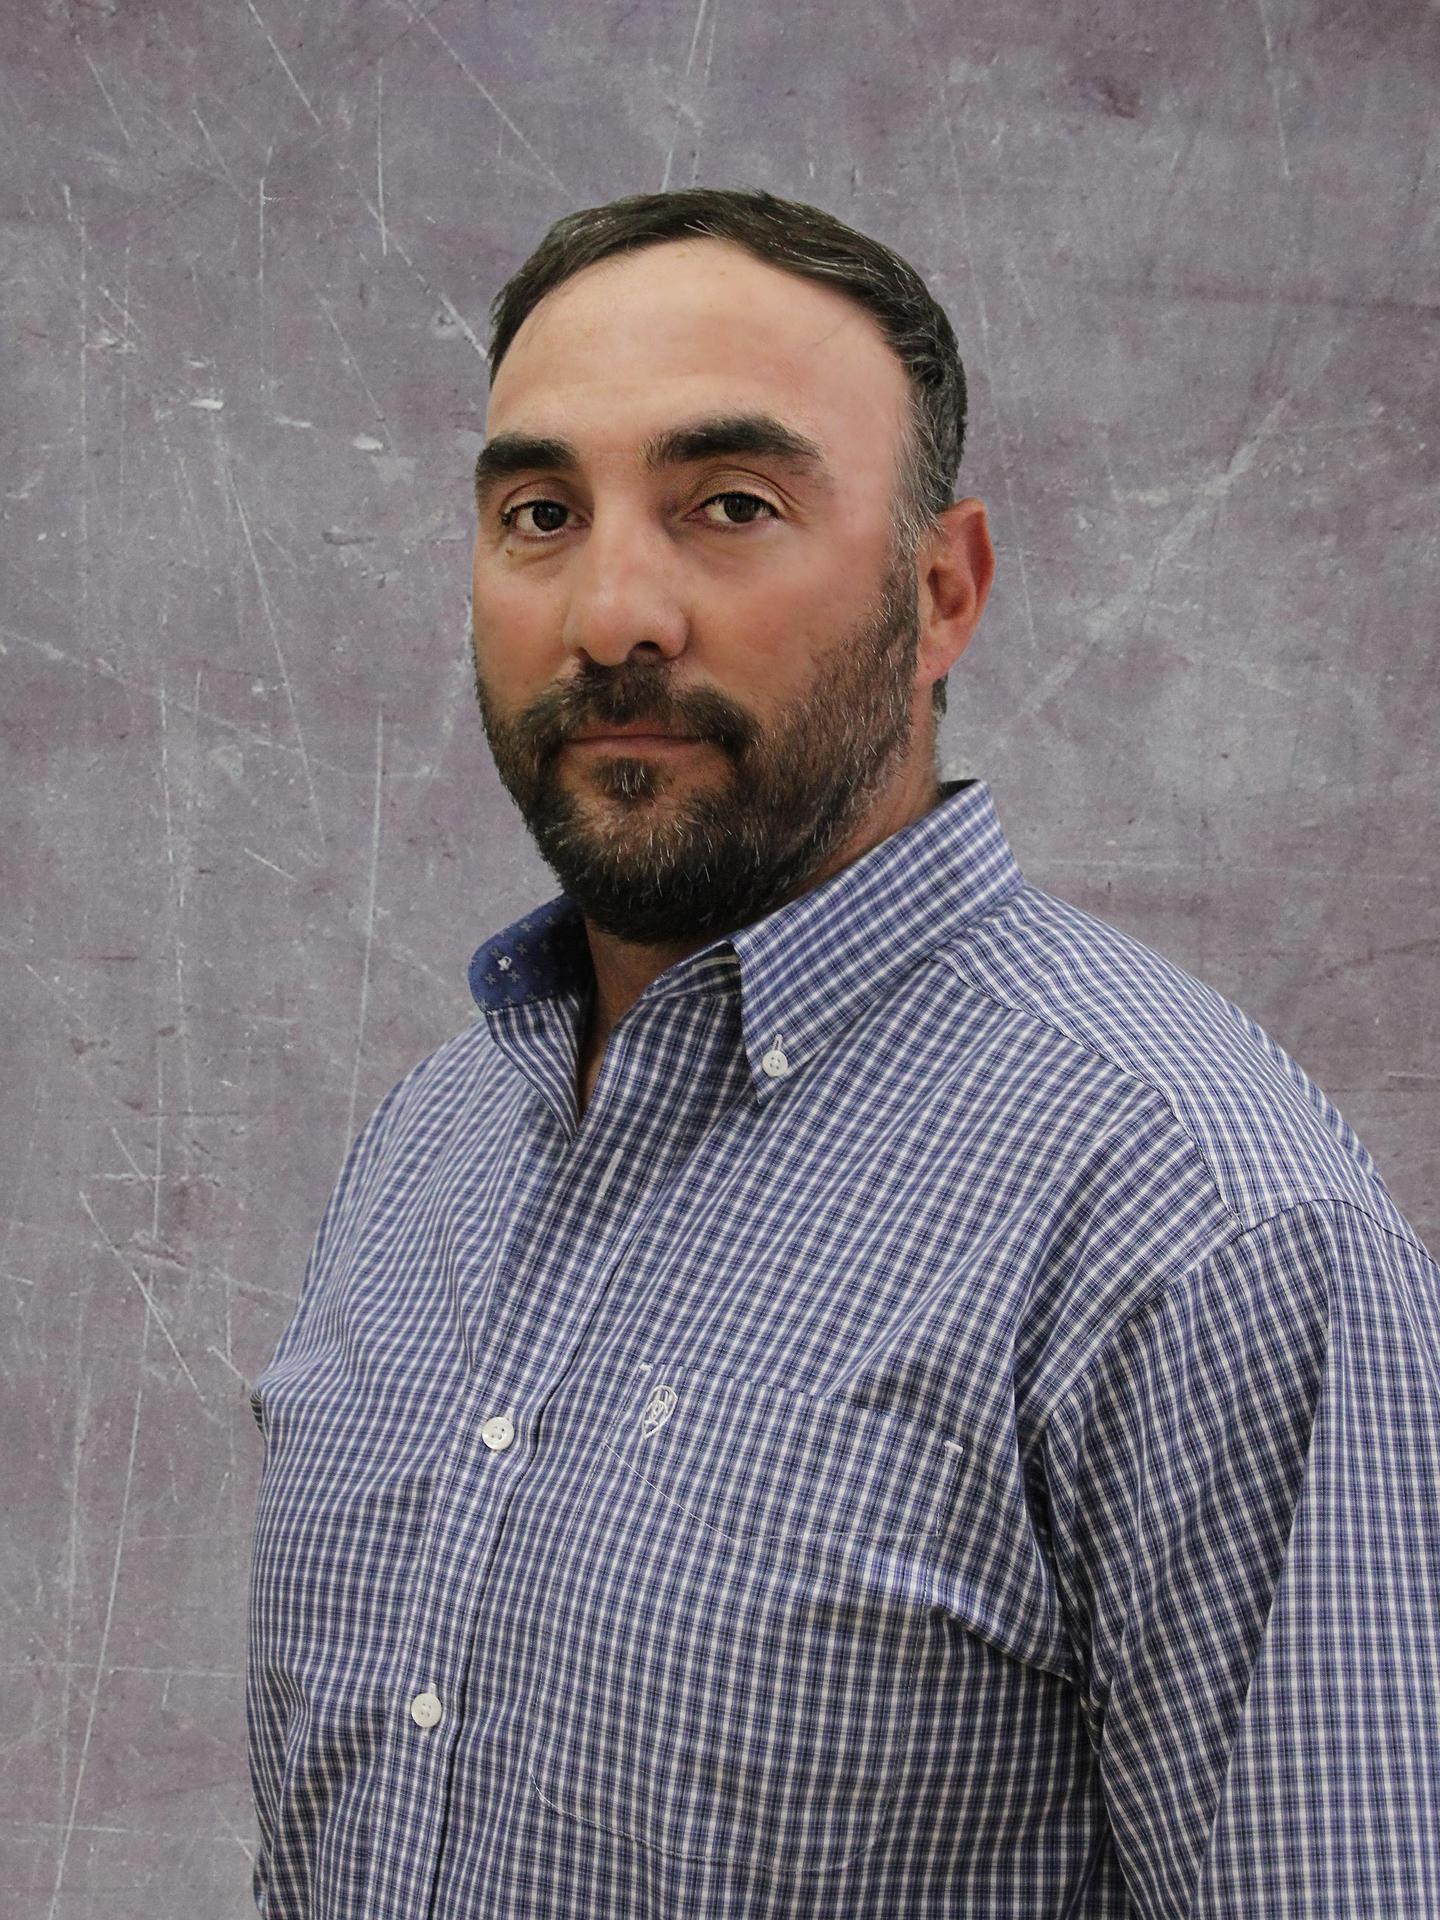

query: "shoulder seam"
xmin=1041 ymin=1193 xmax=1430 ymax=1443
xmin=934 ymin=924 xmax=1246 ymax=1233
xmin=938 ymin=892 xmax=1402 ymax=1245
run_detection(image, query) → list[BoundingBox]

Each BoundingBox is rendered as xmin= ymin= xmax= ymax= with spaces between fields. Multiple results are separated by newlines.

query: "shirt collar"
xmin=468 ymin=778 xmax=1024 ymax=1105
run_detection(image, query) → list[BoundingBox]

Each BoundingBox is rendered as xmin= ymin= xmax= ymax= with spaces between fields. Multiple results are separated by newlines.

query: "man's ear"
xmin=917 ymin=497 xmax=995 ymax=684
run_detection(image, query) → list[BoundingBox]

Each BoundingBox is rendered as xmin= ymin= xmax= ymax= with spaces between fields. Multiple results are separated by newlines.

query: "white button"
xmin=410 ymin=1688 xmax=443 ymax=1729
xmin=480 ymin=1413 xmax=515 ymax=1451
xmin=761 ymin=1047 xmax=789 ymax=1078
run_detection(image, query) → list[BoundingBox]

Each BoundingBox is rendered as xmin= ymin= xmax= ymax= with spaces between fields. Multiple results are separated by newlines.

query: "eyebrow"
xmin=472 ymin=411 xmax=835 ymax=511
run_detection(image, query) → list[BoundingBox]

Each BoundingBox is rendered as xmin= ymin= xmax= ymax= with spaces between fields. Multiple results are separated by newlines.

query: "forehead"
xmin=485 ymin=238 xmax=909 ymax=483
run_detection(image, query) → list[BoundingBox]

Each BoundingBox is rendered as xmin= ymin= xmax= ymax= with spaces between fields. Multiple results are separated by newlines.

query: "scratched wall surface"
xmin=3 ymin=0 xmax=1436 ymax=1911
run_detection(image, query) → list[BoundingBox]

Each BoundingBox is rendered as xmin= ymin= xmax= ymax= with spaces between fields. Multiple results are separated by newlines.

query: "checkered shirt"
xmin=246 ymin=777 xmax=1440 ymax=1918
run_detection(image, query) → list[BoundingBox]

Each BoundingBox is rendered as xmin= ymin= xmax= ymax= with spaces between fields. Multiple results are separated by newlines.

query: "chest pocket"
xmin=521 ymin=1358 xmax=964 ymax=1880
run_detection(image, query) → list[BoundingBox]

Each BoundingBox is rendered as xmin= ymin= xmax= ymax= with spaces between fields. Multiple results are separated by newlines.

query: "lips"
xmin=569 ymin=725 xmax=698 ymax=743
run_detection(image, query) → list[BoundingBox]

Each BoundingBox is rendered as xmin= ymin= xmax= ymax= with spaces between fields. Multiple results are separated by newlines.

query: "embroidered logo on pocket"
xmin=640 ymin=1384 xmax=677 ymax=1437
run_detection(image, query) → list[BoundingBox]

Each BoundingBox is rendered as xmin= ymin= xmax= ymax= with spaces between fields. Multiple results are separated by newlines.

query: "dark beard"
xmin=470 ymin=541 xmax=923 ymax=946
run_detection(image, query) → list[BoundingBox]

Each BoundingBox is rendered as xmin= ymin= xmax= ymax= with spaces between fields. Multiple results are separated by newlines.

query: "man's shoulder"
xmin=352 ymin=1011 xmax=509 ymax=1157
xmin=936 ymin=879 xmax=1411 ymax=1243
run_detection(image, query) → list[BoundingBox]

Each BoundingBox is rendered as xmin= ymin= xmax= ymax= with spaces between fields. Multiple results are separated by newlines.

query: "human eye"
xmin=498 ymin=498 xmax=571 ymax=541
xmin=696 ymin=490 xmax=780 ymax=528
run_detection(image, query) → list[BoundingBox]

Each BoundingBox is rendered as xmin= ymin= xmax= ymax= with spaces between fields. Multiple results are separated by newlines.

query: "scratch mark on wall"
xmin=77 ymin=1192 xmax=212 ymax=1412
xmin=402 ymin=1 xmax=570 ymax=196
xmin=0 ymin=1579 xmax=88 ymax=1710
xmin=989 ymin=381 xmax=1288 ymax=745
xmin=257 ymin=140 xmax=276 ymax=391
xmin=156 ymin=681 xmax=198 ymax=1191
xmin=0 ymin=1046 xmax=43 ymax=1290
xmin=191 ymin=107 xmax=242 ymax=196
xmin=4 ymin=960 xmax=160 ymax=1184
xmin=0 ymin=624 xmax=352 ymax=786
xmin=1252 ymin=0 xmax=1292 ymax=182
xmin=696 ymin=2 xmax=720 ymax=185
xmin=115 ymin=243 xmax=132 ymax=553
xmin=79 ymin=47 xmax=134 ymax=151
xmin=1127 ymin=390 xmax=1293 ymax=649
xmin=108 ymin=1125 xmax=149 ymax=1184
xmin=373 ymin=930 xmax=458 ymax=998
xmin=243 ymin=846 xmax=298 ymax=883
xmin=927 ymin=56 xmax=1041 ymax=676
xmin=1007 ymin=249 xmax=1038 ymax=325
xmin=155 ymin=420 xmax=211 ymax=565
xmin=359 ymin=195 xmax=488 ymax=361
xmin=58 ymin=1359 xmax=92 ymax=1857
xmin=236 ymin=44 xmax=490 ymax=369
xmin=226 ymin=468 xmax=327 ymax=849
xmin=257 ymin=165 xmax=268 ymax=393
xmin=242 ymin=0 xmax=323 ymax=130
xmin=376 ymin=64 xmax=388 ymax=256
xmin=216 ymin=1806 xmax=258 ymax=1865
xmin=432 ymin=291 xmax=488 ymax=361
xmin=344 ymin=706 xmax=385 ymax=1151
xmin=77 ymin=215 xmax=90 ymax=656
xmin=152 ymin=1041 xmax=166 ymax=1243
xmin=44 ymin=1337 xmax=146 ymax=1919
xmin=206 ymin=1344 xmax=248 ymax=1388
xmin=311 ymin=288 xmax=389 ymax=431
xmin=207 ymin=1265 xmax=298 ymax=1309
xmin=97 ymin=276 xmax=141 ymax=351
xmin=660 ymin=0 xmax=713 ymax=192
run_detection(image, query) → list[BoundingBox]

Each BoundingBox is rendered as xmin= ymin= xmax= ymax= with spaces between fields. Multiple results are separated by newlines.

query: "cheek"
xmin=471 ymin=585 xmax=556 ymax=694
xmin=724 ymin=577 xmax=841 ymax=685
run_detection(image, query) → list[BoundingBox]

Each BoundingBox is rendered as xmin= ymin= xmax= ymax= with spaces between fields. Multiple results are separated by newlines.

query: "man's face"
xmin=469 ymin=237 xmax=937 ymax=946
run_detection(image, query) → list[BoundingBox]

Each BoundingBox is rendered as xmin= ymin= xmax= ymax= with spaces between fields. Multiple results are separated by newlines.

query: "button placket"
xmin=394 ymin=1409 xmax=519 ymax=1750
xmin=372 ymin=991 xmax=752 ymax=1914
xmin=360 ymin=1363 xmax=509 ymax=1914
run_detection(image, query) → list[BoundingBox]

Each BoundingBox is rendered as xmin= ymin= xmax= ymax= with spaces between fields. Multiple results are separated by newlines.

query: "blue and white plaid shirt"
xmin=247 ymin=777 xmax=1440 ymax=1918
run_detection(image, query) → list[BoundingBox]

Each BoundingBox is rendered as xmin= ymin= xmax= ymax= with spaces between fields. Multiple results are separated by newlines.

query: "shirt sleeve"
xmin=1041 ymin=1198 xmax=1440 ymax=1918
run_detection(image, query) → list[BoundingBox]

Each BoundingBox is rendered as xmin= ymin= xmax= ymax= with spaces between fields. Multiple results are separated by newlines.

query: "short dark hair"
xmin=485 ymin=186 xmax=968 ymax=720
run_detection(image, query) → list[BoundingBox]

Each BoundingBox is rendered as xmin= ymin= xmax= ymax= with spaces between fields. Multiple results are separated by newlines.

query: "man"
xmin=245 ymin=188 xmax=1440 ymax=1918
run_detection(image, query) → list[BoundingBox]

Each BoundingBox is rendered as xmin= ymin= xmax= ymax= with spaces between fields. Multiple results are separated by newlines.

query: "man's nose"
xmin=559 ymin=511 xmax=690 ymax=669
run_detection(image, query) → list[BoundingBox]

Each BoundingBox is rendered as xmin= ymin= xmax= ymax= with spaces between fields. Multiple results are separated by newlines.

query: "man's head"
xmin=469 ymin=186 xmax=993 ymax=946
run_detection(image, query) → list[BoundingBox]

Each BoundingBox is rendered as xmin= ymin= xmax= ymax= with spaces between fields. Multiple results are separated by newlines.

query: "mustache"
xmin=554 ymin=684 xmax=749 ymax=756
xmin=467 ymin=614 xmax=751 ymax=757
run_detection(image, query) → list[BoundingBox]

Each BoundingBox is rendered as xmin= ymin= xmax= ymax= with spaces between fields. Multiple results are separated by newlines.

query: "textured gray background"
xmin=3 ymin=0 xmax=1436 ymax=1912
